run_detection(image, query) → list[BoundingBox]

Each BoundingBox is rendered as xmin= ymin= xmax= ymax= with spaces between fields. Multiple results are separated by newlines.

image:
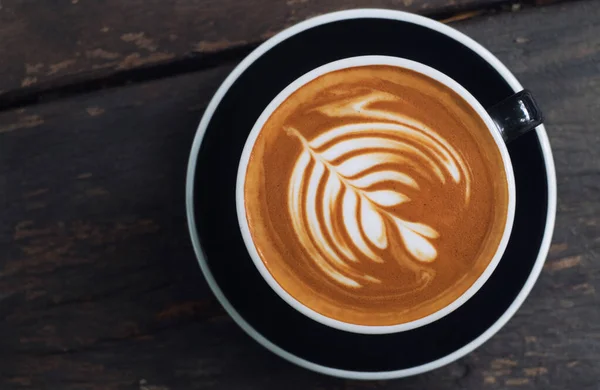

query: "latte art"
xmin=286 ymin=89 xmax=472 ymax=288
xmin=242 ymin=65 xmax=509 ymax=326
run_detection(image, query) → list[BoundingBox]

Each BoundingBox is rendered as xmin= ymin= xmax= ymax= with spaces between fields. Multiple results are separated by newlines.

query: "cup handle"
xmin=487 ymin=89 xmax=543 ymax=143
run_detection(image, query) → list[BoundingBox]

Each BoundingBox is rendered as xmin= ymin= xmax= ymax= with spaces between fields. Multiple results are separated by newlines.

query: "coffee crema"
xmin=243 ymin=65 xmax=509 ymax=326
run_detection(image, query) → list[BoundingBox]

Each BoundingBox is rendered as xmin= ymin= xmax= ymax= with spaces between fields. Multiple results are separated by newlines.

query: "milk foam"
xmin=286 ymin=89 xmax=471 ymax=288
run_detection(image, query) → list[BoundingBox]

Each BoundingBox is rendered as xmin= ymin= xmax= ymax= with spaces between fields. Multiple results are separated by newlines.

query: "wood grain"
xmin=1 ymin=0 xmax=599 ymax=389
xmin=0 ymin=0 xmax=514 ymax=99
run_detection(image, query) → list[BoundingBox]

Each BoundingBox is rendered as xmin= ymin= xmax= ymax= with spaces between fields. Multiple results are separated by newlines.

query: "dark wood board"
xmin=0 ymin=0 xmax=519 ymax=99
xmin=1 ymin=0 xmax=599 ymax=389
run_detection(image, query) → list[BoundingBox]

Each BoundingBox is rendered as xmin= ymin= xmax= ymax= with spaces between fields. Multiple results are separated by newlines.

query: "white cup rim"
xmin=236 ymin=55 xmax=516 ymax=334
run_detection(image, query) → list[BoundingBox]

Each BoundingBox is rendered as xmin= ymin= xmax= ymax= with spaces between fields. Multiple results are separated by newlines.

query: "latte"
xmin=242 ymin=65 xmax=509 ymax=326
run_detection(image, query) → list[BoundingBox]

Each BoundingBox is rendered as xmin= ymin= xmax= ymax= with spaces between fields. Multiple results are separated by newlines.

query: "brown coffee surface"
xmin=244 ymin=65 xmax=509 ymax=326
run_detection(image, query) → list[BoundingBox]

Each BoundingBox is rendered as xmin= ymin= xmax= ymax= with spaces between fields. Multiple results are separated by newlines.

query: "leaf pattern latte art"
xmin=286 ymin=89 xmax=472 ymax=288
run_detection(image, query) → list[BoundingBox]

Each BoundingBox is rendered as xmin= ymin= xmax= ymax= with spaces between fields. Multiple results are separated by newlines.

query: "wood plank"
xmin=1 ymin=1 xmax=599 ymax=388
xmin=0 ymin=0 xmax=513 ymax=99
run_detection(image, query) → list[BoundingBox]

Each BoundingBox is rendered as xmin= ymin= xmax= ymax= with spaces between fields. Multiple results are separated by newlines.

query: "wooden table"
xmin=1 ymin=0 xmax=598 ymax=389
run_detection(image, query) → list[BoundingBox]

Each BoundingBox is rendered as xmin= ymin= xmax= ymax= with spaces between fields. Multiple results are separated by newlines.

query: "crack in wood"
xmin=0 ymin=43 xmax=257 ymax=112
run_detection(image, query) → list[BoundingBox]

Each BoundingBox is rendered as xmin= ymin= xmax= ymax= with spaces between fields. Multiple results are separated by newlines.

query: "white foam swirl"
xmin=287 ymin=89 xmax=471 ymax=288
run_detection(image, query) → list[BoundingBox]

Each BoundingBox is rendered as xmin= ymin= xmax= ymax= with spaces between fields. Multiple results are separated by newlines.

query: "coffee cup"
xmin=236 ymin=55 xmax=542 ymax=334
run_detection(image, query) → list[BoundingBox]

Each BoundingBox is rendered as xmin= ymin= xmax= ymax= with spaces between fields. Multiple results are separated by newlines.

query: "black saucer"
xmin=186 ymin=10 xmax=555 ymax=379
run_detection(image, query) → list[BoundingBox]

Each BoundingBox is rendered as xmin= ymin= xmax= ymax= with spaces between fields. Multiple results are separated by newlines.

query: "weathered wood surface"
xmin=1 ymin=0 xmax=599 ymax=389
xmin=0 ymin=0 xmax=526 ymax=101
